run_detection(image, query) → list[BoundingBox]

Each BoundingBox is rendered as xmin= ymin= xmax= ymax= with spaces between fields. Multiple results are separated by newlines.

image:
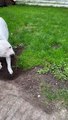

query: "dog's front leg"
xmin=0 ymin=62 xmax=2 ymax=69
xmin=6 ymin=57 xmax=13 ymax=75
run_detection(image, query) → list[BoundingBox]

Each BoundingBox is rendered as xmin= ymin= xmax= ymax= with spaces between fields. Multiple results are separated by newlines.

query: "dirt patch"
xmin=0 ymin=46 xmax=68 ymax=114
xmin=0 ymin=45 xmax=23 ymax=80
xmin=11 ymin=67 xmax=67 ymax=113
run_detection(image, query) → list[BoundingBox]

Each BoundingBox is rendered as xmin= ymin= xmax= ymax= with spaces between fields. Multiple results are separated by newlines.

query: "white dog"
xmin=0 ymin=17 xmax=15 ymax=75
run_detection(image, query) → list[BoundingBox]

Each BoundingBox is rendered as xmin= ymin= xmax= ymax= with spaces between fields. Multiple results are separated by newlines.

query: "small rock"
xmin=38 ymin=95 xmax=41 ymax=98
xmin=56 ymin=82 xmax=58 ymax=85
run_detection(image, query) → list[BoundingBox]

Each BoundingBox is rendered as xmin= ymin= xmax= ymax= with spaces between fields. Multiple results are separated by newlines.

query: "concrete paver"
xmin=0 ymin=80 xmax=68 ymax=120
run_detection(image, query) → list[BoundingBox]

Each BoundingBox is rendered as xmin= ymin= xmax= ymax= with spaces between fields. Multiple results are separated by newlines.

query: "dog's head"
xmin=0 ymin=40 xmax=15 ymax=57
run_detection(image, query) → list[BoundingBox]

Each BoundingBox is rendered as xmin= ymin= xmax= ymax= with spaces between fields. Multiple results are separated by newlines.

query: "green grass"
xmin=0 ymin=5 xmax=68 ymax=80
xmin=40 ymin=82 xmax=68 ymax=105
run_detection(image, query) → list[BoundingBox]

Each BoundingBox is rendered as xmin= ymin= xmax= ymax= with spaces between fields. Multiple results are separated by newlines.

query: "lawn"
xmin=0 ymin=5 xmax=68 ymax=105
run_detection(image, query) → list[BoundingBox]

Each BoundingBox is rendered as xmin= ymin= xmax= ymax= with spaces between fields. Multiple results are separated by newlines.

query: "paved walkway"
xmin=0 ymin=80 xmax=68 ymax=120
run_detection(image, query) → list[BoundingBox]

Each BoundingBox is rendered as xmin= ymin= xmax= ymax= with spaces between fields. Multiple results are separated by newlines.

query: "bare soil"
xmin=0 ymin=46 xmax=68 ymax=114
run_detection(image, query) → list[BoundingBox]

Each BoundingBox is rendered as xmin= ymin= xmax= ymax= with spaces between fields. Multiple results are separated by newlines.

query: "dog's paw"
xmin=0 ymin=62 xmax=2 ymax=69
xmin=9 ymin=69 xmax=13 ymax=75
